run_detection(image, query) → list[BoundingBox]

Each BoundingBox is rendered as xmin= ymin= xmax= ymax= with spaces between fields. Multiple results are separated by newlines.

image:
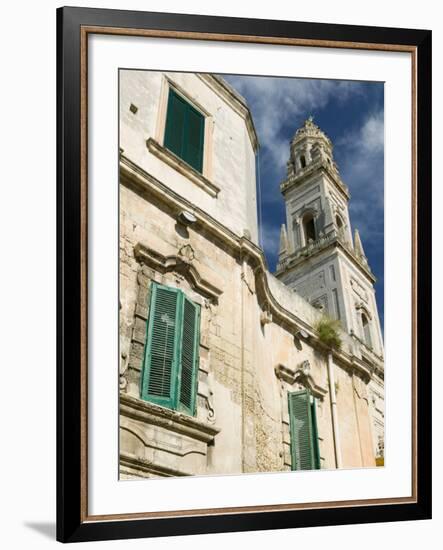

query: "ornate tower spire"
xmin=279 ymin=223 xmax=289 ymax=258
xmin=353 ymin=229 xmax=367 ymax=264
xmin=276 ymin=118 xmax=384 ymax=359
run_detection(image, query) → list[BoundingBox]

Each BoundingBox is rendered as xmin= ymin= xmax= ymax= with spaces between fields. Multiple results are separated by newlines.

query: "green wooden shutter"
xmin=288 ymin=390 xmax=316 ymax=470
xmin=311 ymin=398 xmax=321 ymax=470
xmin=163 ymin=88 xmax=204 ymax=173
xmin=164 ymin=90 xmax=187 ymax=160
xmin=184 ymin=104 xmax=204 ymax=172
xmin=178 ymin=296 xmax=200 ymax=415
xmin=141 ymin=283 xmax=181 ymax=409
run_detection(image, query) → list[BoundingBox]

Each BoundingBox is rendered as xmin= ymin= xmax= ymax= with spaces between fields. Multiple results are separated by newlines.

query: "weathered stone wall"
xmin=119 ymin=178 xmax=376 ymax=477
xmin=368 ymin=373 xmax=385 ymax=460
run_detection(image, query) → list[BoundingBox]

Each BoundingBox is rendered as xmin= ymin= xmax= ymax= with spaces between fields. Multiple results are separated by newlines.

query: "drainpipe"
xmin=327 ymin=351 xmax=342 ymax=469
xmin=240 ymin=256 xmax=246 ymax=472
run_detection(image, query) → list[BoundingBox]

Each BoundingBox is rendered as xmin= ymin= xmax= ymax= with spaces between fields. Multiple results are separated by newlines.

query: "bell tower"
xmin=276 ymin=117 xmax=384 ymax=357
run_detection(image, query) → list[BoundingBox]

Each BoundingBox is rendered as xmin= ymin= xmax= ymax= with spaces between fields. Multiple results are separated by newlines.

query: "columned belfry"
xmin=276 ymin=116 xmax=384 ymax=359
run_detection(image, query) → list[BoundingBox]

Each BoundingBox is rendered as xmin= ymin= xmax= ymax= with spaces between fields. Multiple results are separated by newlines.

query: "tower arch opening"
xmin=362 ymin=313 xmax=372 ymax=348
xmin=303 ymin=213 xmax=317 ymax=243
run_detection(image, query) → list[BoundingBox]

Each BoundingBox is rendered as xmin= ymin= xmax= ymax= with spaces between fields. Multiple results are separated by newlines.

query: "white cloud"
xmin=260 ymin=222 xmax=281 ymax=255
xmin=338 ymin=110 xmax=384 ymax=156
xmin=361 ymin=112 xmax=384 ymax=154
xmin=225 ymin=75 xmax=363 ymax=174
xmin=337 ymin=109 xmax=384 ymax=245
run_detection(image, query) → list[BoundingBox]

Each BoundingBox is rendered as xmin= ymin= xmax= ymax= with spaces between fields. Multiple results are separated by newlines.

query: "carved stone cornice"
xmin=120 ymin=393 xmax=220 ymax=444
xmin=350 ymin=356 xmax=375 ymax=384
xmin=280 ymin=161 xmax=350 ymax=201
xmin=133 ymin=242 xmax=223 ymax=304
xmin=275 ymin=232 xmax=376 ymax=284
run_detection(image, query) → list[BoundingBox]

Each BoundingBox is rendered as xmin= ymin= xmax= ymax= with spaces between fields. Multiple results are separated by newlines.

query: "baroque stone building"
xmin=119 ymin=70 xmax=385 ymax=479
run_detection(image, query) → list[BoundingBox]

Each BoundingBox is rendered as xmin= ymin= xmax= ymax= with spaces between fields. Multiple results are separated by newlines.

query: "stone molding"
xmin=355 ymin=301 xmax=373 ymax=320
xmin=350 ymin=356 xmax=375 ymax=383
xmin=120 ymin=451 xmax=190 ymax=477
xmin=275 ymin=361 xmax=328 ymax=399
xmin=120 ymin=393 xmax=220 ymax=444
xmin=146 ymin=137 xmax=221 ymax=198
xmin=197 ymin=74 xmax=259 ymax=152
xmin=276 ymin=230 xmax=376 ymax=284
xmin=133 ymin=242 xmax=223 ymax=304
xmin=281 ymin=160 xmax=350 ymax=199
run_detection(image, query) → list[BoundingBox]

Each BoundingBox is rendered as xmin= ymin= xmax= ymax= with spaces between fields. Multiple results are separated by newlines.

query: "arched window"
xmin=300 ymin=155 xmax=306 ymax=168
xmin=303 ymin=213 xmax=316 ymax=243
xmin=362 ymin=313 xmax=372 ymax=348
xmin=336 ymin=215 xmax=344 ymax=229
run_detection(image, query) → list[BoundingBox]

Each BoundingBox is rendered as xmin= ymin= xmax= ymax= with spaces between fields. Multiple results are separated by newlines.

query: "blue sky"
xmin=223 ymin=74 xmax=384 ymax=328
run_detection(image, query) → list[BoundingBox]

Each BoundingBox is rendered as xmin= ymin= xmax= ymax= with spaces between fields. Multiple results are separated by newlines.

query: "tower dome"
xmin=292 ymin=115 xmax=332 ymax=146
xmin=287 ymin=116 xmax=335 ymax=177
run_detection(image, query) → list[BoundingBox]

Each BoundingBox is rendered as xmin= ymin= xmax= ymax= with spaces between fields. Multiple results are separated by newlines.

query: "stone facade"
xmin=119 ymin=71 xmax=384 ymax=479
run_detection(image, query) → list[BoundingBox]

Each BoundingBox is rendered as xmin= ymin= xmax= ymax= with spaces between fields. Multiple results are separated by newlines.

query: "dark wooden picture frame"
xmin=57 ymin=6 xmax=432 ymax=543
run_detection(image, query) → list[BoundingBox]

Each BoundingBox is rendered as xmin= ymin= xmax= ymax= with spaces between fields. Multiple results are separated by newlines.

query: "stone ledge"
xmin=146 ymin=137 xmax=220 ymax=198
xmin=120 ymin=393 xmax=221 ymax=444
xmin=120 ymin=451 xmax=190 ymax=477
xmin=280 ymin=160 xmax=350 ymax=200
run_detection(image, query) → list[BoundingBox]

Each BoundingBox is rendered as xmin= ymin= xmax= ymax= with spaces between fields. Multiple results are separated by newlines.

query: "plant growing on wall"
xmin=315 ymin=317 xmax=342 ymax=350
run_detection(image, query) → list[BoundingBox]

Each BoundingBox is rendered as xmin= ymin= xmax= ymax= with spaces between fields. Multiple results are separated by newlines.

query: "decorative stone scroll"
xmin=274 ymin=360 xmax=328 ymax=399
xmin=134 ymin=242 xmax=223 ymax=304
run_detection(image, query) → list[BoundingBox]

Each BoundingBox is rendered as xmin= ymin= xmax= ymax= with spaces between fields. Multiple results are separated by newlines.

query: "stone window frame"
xmin=120 ymin=242 xmax=223 ymax=427
xmin=292 ymin=207 xmax=319 ymax=249
xmin=335 ymin=213 xmax=345 ymax=230
xmin=361 ymin=312 xmax=373 ymax=349
xmin=303 ymin=212 xmax=317 ymax=243
xmin=140 ymin=281 xmax=201 ymax=416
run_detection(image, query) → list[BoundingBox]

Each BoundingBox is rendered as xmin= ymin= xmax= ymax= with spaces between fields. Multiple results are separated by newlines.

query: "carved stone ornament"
xmin=274 ymin=361 xmax=328 ymax=399
xmin=198 ymin=378 xmax=216 ymax=424
xmin=119 ymin=374 xmax=128 ymax=391
xmin=134 ymin=242 xmax=223 ymax=304
xmin=260 ymin=309 xmax=273 ymax=326
xmin=178 ymin=243 xmax=195 ymax=263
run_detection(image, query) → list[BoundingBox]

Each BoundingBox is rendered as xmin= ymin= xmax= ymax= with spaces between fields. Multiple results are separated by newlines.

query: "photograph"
xmin=53 ymin=5 xmax=431 ymax=543
xmin=118 ymin=69 xmax=385 ymax=479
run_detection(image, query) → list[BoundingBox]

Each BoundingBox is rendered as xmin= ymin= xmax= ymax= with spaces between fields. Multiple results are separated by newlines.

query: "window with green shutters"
xmin=288 ymin=389 xmax=321 ymax=471
xmin=141 ymin=282 xmax=200 ymax=416
xmin=164 ymin=88 xmax=205 ymax=173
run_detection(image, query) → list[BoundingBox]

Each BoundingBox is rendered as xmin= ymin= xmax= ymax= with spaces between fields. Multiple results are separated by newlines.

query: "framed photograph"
xmin=57 ymin=6 xmax=432 ymax=543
